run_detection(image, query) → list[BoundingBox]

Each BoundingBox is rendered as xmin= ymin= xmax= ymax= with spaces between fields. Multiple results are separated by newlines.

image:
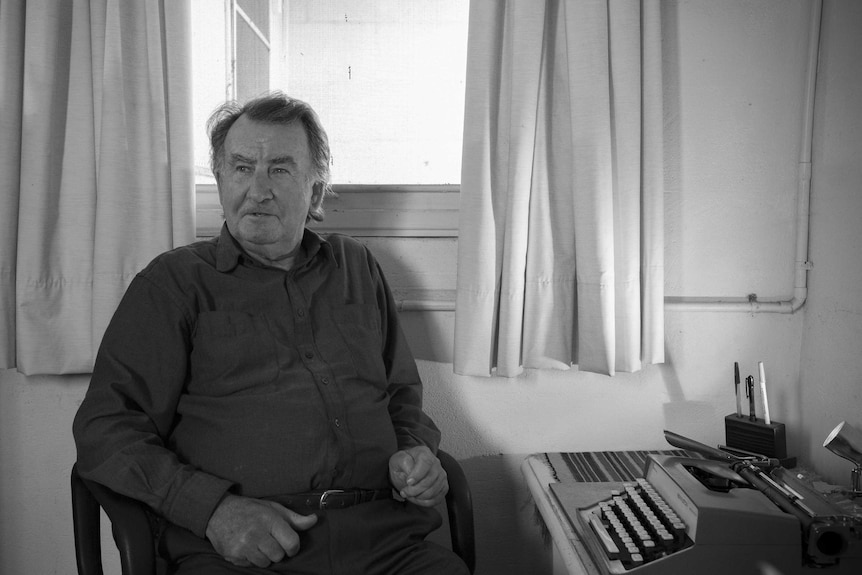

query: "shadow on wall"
xmin=400 ymin=311 xmax=454 ymax=364
xmin=658 ymin=349 xmax=722 ymax=444
xmin=398 ymin=314 xmax=550 ymax=573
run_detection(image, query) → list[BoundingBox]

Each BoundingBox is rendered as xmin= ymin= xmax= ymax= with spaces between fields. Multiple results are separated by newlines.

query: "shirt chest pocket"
xmin=189 ymin=311 xmax=279 ymax=396
xmin=331 ymin=304 xmax=387 ymax=385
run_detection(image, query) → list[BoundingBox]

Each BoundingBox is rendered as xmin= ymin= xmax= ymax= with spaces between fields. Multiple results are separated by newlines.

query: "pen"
xmin=759 ymin=361 xmax=771 ymax=425
xmin=734 ymin=362 xmax=742 ymax=417
xmin=746 ymin=375 xmax=756 ymax=421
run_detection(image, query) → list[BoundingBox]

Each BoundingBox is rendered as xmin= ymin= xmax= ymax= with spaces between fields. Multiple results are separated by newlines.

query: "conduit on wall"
xmin=666 ymin=0 xmax=822 ymax=314
xmin=403 ymin=0 xmax=822 ymax=314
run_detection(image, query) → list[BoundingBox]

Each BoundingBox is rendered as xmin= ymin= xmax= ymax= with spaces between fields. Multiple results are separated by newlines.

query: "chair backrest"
xmin=438 ymin=450 xmax=476 ymax=573
xmin=72 ymin=451 xmax=475 ymax=574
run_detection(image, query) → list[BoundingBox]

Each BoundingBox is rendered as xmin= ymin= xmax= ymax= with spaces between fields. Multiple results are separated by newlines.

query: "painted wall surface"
xmin=1 ymin=1 xmax=860 ymax=574
xmin=798 ymin=0 xmax=862 ymax=487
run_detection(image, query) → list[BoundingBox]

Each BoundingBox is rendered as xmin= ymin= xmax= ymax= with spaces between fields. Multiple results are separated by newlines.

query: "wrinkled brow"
xmin=229 ymin=153 xmax=299 ymax=167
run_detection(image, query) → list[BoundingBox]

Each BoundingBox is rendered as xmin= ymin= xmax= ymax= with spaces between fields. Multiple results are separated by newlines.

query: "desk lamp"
xmin=823 ymin=421 xmax=862 ymax=498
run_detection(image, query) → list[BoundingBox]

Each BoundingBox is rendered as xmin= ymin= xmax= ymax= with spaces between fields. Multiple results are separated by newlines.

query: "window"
xmin=191 ymin=0 xmax=468 ymax=237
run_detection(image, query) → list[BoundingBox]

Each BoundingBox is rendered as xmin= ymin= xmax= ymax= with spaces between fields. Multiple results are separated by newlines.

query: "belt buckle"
xmin=319 ymin=489 xmax=345 ymax=509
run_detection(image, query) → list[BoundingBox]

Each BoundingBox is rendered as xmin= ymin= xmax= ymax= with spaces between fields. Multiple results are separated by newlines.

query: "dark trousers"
xmin=163 ymin=499 xmax=469 ymax=575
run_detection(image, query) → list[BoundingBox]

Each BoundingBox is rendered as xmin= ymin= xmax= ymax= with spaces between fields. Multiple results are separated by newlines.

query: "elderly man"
xmin=73 ymin=92 xmax=468 ymax=574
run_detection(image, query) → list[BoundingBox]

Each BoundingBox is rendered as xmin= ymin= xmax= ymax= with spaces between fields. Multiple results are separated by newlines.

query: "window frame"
xmin=195 ymin=184 xmax=460 ymax=238
xmin=195 ymin=0 xmax=462 ymax=240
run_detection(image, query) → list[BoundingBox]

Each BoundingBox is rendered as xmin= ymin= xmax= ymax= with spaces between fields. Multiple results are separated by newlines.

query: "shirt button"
xmin=334 ymin=418 xmax=341 ymax=428
xmin=297 ymin=309 xmax=305 ymax=317
xmin=321 ymin=377 xmax=330 ymax=385
xmin=305 ymin=351 xmax=314 ymax=360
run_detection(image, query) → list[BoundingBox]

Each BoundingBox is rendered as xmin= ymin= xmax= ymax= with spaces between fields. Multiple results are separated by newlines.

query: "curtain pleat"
xmin=455 ymin=0 xmax=664 ymax=377
xmin=641 ymin=0 xmax=666 ymax=365
xmin=0 ymin=0 xmax=194 ymax=375
xmin=0 ymin=0 xmax=25 ymax=369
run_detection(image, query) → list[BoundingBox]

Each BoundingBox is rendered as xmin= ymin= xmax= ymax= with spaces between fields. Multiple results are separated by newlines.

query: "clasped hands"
xmin=205 ymin=445 xmax=448 ymax=568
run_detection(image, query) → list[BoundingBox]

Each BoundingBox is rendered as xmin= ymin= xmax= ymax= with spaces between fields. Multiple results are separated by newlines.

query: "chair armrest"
xmin=71 ymin=463 xmax=157 ymax=575
xmin=438 ymin=450 xmax=476 ymax=573
xmin=73 ymin=455 xmax=475 ymax=574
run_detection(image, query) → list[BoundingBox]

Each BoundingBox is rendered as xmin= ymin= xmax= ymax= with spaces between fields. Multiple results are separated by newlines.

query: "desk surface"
xmin=521 ymin=450 xmax=690 ymax=575
xmin=522 ymin=454 xmax=595 ymax=575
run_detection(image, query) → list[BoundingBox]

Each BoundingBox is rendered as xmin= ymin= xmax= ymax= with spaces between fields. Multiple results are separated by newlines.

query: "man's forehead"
xmin=224 ymin=116 xmax=311 ymax=160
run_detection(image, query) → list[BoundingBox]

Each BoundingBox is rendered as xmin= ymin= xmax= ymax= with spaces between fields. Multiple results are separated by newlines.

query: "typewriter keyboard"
xmin=584 ymin=478 xmax=692 ymax=569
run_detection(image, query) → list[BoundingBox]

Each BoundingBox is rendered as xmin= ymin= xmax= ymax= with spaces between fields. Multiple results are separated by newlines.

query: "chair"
xmin=72 ymin=450 xmax=475 ymax=574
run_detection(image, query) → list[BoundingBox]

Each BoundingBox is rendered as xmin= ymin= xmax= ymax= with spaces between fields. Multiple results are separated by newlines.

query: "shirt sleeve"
xmin=370 ymin=253 xmax=442 ymax=454
xmin=72 ymin=271 xmax=234 ymax=538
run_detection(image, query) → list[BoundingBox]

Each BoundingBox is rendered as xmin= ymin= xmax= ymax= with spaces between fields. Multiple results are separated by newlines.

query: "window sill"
xmin=196 ymin=184 xmax=460 ymax=238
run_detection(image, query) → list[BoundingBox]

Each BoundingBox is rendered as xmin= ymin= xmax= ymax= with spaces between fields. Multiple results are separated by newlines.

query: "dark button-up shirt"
xmin=73 ymin=226 xmax=440 ymax=538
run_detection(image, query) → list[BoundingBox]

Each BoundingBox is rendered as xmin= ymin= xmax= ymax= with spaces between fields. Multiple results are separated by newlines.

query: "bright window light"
xmin=191 ymin=0 xmax=469 ymax=186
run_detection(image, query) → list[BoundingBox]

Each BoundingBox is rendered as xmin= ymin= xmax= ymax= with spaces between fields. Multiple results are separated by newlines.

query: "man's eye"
xmin=272 ymin=167 xmax=289 ymax=175
xmin=235 ymin=165 xmax=251 ymax=173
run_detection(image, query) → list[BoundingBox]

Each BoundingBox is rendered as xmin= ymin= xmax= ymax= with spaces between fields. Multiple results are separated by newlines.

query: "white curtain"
xmin=0 ymin=0 xmax=195 ymax=375
xmin=454 ymin=0 xmax=664 ymax=377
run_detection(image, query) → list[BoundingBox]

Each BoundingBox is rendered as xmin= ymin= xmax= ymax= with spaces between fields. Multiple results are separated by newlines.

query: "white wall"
xmin=0 ymin=372 xmax=91 ymax=573
xmin=1 ymin=1 xmax=860 ymax=574
xmin=798 ymin=0 xmax=862 ymax=485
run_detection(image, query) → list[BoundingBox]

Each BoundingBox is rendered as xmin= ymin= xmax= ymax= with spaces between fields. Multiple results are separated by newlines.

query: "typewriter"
xmin=550 ymin=431 xmax=862 ymax=575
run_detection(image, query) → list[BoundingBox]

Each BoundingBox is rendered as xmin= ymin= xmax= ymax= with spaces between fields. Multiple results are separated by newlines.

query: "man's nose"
xmin=248 ymin=170 xmax=274 ymax=201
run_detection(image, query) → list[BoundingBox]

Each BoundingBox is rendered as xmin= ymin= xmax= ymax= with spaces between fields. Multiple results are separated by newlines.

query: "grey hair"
xmin=206 ymin=91 xmax=333 ymax=222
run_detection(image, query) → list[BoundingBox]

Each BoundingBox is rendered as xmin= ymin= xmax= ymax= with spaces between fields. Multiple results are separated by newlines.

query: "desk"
xmin=521 ymin=451 xmax=689 ymax=575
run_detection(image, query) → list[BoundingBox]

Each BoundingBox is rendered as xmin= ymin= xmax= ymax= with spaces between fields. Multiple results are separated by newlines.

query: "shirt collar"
xmin=215 ymin=224 xmax=333 ymax=272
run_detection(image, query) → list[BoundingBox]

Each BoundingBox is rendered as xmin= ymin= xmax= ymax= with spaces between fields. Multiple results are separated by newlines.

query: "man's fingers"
xmin=401 ymin=462 xmax=444 ymax=495
xmin=207 ymin=497 xmax=320 ymax=566
xmin=405 ymin=477 xmax=449 ymax=506
xmin=392 ymin=450 xmax=414 ymax=473
xmin=266 ymin=506 xmax=318 ymax=558
xmin=400 ymin=465 xmax=449 ymax=506
xmin=289 ymin=510 xmax=319 ymax=531
xmin=270 ymin=520 xmax=302 ymax=558
xmin=405 ymin=456 xmax=433 ymax=485
xmin=271 ymin=504 xmax=319 ymax=531
xmin=227 ymin=546 xmax=272 ymax=568
xmin=248 ymin=547 xmax=276 ymax=568
xmin=270 ymin=510 xmax=316 ymax=558
xmin=390 ymin=447 xmax=449 ymax=506
xmin=389 ymin=451 xmax=415 ymax=489
xmin=256 ymin=536 xmax=287 ymax=564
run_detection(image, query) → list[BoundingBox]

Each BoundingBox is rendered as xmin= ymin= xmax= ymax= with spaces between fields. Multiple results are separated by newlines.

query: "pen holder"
xmin=725 ymin=414 xmax=791 ymax=463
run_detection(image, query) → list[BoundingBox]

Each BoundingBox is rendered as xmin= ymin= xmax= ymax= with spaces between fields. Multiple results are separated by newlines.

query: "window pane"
xmin=237 ymin=0 xmax=269 ymax=39
xmin=191 ymin=0 xmax=227 ymax=185
xmin=191 ymin=0 xmax=468 ymax=186
xmin=236 ymin=17 xmax=269 ymax=103
xmin=283 ymin=0 xmax=468 ymax=185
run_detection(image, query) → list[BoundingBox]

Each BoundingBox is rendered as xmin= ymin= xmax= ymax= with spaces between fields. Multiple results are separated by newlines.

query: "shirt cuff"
xmin=396 ymin=430 xmax=439 ymax=454
xmin=165 ymin=471 xmax=235 ymax=538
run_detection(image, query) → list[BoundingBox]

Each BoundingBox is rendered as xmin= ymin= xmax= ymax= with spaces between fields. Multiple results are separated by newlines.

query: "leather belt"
xmin=269 ymin=488 xmax=394 ymax=511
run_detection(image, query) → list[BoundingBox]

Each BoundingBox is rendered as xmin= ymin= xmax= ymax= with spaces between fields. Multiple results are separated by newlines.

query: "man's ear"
xmin=306 ymin=182 xmax=327 ymax=223
xmin=214 ymin=172 xmax=228 ymax=206
xmin=311 ymin=182 xmax=325 ymax=210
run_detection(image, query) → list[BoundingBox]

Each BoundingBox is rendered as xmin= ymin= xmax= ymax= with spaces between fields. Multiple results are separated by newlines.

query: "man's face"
xmin=217 ymin=115 xmax=322 ymax=261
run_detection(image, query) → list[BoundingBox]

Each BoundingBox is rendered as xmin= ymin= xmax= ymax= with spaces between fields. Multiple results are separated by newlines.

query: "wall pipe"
xmin=665 ymin=0 xmax=822 ymax=314
xmin=402 ymin=0 xmax=822 ymax=314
